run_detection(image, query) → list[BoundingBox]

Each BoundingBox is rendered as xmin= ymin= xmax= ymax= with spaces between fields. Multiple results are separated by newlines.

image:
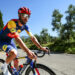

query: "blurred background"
xmin=0 ymin=0 xmax=75 ymax=54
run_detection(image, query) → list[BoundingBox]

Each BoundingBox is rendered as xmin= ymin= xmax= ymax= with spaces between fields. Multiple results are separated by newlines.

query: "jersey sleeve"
xmin=24 ymin=25 xmax=34 ymax=37
xmin=7 ymin=20 xmax=19 ymax=38
xmin=7 ymin=20 xmax=16 ymax=33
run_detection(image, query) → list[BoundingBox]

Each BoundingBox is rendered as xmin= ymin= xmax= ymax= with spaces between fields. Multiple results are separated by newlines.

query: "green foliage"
xmin=0 ymin=11 xmax=4 ymax=31
xmin=61 ymin=4 xmax=75 ymax=41
xmin=40 ymin=28 xmax=51 ymax=44
xmin=50 ymin=39 xmax=66 ymax=52
xmin=50 ymin=39 xmax=75 ymax=53
xmin=52 ymin=9 xmax=63 ymax=31
xmin=50 ymin=4 xmax=75 ymax=54
xmin=66 ymin=48 xmax=75 ymax=54
xmin=52 ymin=4 xmax=75 ymax=42
xmin=65 ymin=42 xmax=75 ymax=54
xmin=28 ymin=44 xmax=39 ymax=50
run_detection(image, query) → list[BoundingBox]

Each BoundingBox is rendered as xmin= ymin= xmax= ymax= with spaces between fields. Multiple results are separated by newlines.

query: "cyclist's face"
xmin=19 ymin=14 xmax=30 ymax=24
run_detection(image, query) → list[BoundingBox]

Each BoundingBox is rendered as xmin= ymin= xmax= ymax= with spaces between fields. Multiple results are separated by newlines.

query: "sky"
xmin=0 ymin=0 xmax=75 ymax=37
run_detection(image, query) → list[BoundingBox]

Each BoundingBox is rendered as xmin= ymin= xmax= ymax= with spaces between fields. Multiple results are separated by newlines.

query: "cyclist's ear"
xmin=18 ymin=13 xmax=22 ymax=18
xmin=18 ymin=14 xmax=20 ymax=18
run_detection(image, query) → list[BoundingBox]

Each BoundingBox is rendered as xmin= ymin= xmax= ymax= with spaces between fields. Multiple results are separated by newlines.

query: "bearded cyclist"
xmin=0 ymin=7 xmax=48 ymax=75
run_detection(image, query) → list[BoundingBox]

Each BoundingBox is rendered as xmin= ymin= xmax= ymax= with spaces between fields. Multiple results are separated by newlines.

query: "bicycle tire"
xmin=0 ymin=59 xmax=5 ymax=75
xmin=25 ymin=63 xmax=56 ymax=75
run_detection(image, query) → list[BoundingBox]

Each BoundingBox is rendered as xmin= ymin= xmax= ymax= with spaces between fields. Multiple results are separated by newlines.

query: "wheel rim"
xmin=29 ymin=68 xmax=52 ymax=75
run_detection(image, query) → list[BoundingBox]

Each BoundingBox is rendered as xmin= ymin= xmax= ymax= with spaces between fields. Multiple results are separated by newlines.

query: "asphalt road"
xmin=0 ymin=49 xmax=75 ymax=75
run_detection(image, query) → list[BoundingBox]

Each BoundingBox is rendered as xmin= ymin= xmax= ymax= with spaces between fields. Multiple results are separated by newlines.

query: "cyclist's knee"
xmin=9 ymin=49 xmax=17 ymax=57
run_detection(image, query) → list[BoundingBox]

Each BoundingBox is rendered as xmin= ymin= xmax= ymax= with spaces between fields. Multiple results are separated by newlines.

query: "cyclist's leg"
xmin=6 ymin=48 xmax=17 ymax=64
xmin=0 ymin=42 xmax=17 ymax=74
xmin=10 ymin=40 xmax=19 ymax=70
xmin=13 ymin=58 xmax=19 ymax=70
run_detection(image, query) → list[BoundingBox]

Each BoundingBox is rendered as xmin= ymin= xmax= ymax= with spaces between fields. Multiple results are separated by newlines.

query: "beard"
xmin=19 ymin=17 xmax=26 ymax=25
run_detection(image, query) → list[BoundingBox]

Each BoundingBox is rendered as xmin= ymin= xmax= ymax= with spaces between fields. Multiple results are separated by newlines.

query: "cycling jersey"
xmin=0 ymin=19 xmax=33 ymax=42
xmin=0 ymin=19 xmax=33 ymax=52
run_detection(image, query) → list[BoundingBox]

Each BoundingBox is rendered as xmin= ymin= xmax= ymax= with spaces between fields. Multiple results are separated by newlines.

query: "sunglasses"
xmin=21 ymin=14 xmax=30 ymax=18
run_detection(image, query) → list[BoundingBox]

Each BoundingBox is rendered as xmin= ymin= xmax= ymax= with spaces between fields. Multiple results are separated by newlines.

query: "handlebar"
xmin=46 ymin=47 xmax=50 ymax=55
xmin=34 ymin=47 xmax=50 ymax=58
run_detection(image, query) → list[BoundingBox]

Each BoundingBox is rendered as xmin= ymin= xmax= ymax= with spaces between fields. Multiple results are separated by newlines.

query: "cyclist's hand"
xmin=41 ymin=47 xmax=50 ymax=53
xmin=27 ymin=50 xmax=37 ymax=60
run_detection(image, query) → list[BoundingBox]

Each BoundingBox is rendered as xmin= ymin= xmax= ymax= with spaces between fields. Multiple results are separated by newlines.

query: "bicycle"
xmin=0 ymin=48 xmax=56 ymax=75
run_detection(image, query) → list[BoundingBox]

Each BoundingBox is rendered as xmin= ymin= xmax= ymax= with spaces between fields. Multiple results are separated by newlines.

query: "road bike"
xmin=0 ymin=48 xmax=56 ymax=75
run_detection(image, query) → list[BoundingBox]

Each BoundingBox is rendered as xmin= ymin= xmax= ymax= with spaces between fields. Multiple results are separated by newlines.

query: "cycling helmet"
xmin=18 ymin=7 xmax=31 ymax=24
xmin=18 ymin=7 xmax=31 ymax=15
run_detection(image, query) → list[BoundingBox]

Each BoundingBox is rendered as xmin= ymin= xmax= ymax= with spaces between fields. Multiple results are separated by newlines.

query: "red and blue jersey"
xmin=0 ymin=19 xmax=33 ymax=42
xmin=0 ymin=19 xmax=33 ymax=52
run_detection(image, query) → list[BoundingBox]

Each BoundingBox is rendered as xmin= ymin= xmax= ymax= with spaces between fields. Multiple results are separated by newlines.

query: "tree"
xmin=40 ymin=28 xmax=50 ymax=44
xmin=61 ymin=4 xmax=75 ymax=41
xmin=52 ymin=9 xmax=63 ymax=32
xmin=0 ymin=11 xmax=4 ymax=31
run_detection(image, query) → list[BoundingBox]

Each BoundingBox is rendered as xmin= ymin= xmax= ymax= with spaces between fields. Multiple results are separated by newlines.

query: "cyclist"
xmin=0 ymin=7 xmax=48 ymax=75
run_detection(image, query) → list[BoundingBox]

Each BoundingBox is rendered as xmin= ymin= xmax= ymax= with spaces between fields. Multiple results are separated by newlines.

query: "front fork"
xmin=30 ymin=61 xmax=40 ymax=75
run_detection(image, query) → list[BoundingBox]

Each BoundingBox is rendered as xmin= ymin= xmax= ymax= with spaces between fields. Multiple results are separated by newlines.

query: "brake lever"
xmin=46 ymin=47 xmax=50 ymax=56
xmin=34 ymin=52 xmax=38 ymax=56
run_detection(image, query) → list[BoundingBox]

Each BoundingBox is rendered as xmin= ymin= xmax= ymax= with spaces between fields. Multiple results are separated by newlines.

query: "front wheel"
xmin=25 ymin=63 xmax=56 ymax=75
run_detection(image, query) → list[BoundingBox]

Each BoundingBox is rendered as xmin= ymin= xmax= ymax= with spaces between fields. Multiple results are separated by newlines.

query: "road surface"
xmin=0 ymin=49 xmax=75 ymax=75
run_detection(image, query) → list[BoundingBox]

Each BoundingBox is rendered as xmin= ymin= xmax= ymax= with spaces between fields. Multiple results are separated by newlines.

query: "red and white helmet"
xmin=18 ymin=7 xmax=31 ymax=15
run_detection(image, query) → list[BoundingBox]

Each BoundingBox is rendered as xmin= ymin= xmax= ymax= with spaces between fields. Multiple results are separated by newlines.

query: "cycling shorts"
xmin=0 ymin=40 xmax=17 ymax=53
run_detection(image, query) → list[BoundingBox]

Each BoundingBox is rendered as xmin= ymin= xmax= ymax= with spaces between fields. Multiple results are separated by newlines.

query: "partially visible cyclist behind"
xmin=0 ymin=7 xmax=48 ymax=75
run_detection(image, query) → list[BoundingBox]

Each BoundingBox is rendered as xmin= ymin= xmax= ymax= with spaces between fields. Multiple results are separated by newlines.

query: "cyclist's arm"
xmin=30 ymin=34 xmax=49 ymax=52
xmin=25 ymin=29 xmax=49 ymax=52
xmin=31 ymin=35 xmax=42 ymax=49
xmin=15 ymin=36 xmax=37 ymax=59
xmin=25 ymin=25 xmax=49 ymax=52
xmin=15 ymin=36 xmax=37 ymax=60
xmin=15 ymin=36 xmax=32 ymax=54
xmin=25 ymin=30 xmax=42 ymax=49
xmin=7 ymin=20 xmax=31 ymax=54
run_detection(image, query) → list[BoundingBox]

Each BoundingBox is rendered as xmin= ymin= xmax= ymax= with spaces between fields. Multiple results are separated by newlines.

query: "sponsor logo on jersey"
xmin=2 ymin=45 xmax=7 ymax=51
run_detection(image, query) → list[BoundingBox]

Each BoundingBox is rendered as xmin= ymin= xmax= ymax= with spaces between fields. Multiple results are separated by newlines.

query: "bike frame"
xmin=11 ymin=56 xmax=39 ymax=75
